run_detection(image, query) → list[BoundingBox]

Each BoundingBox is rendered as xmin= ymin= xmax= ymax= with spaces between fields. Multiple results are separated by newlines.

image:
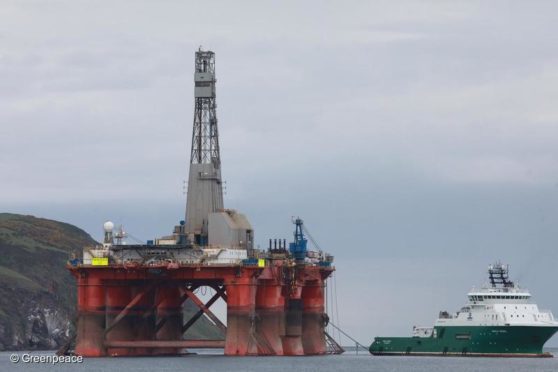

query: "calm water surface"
xmin=2 ymin=349 xmax=557 ymax=372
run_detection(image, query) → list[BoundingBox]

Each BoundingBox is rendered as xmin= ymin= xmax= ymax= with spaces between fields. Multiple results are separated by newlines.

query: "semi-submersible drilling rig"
xmin=68 ymin=49 xmax=339 ymax=356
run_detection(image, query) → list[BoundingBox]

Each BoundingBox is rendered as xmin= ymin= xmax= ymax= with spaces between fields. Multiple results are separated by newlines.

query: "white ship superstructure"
xmin=434 ymin=263 xmax=557 ymax=329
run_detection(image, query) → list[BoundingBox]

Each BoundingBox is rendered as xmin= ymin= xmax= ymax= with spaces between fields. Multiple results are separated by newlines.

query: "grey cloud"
xmin=2 ymin=0 xmax=558 ymax=345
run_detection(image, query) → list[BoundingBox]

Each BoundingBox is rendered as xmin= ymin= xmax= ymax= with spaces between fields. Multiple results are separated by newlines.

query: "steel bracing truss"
xmin=104 ymin=282 xmax=227 ymax=351
xmin=190 ymin=50 xmax=220 ymax=165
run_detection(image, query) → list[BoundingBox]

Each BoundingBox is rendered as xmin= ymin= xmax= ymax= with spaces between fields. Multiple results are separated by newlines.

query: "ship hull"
xmin=370 ymin=326 xmax=558 ymax=357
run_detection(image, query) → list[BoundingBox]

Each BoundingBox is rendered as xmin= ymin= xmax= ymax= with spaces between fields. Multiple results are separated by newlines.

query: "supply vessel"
xmin=66 ymin=49 xmax=343 ymax=357
xmin=370 ymin=263 xmax=558 ymax=357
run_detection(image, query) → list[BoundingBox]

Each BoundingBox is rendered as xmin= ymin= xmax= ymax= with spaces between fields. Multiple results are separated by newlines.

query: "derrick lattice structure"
xmin=185 ymin=49 xmax=224 ymax=242
xmin=190 ymin=50 xmax=220 ymax=165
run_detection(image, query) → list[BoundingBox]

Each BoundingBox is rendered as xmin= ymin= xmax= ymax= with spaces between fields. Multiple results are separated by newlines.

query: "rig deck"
xmin=70 ymin=259 xmax=335 ymax=356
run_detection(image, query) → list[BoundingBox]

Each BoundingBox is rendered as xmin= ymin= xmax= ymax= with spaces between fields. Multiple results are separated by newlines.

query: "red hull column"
xmin=75 ymin=271 xmax=106 ymax=357
xmin=255 ymin=266 xmax=285 ymax=355
xmin=105 ymin=283 xmax=134 ymax=356
xmin=301 ymin=278 xmax=327 ymax=354
xmin=224 ymin=275 xmax=257 ymax=355
xmin=282 ymin=284 xmax=304 ymax=355
xmin=154 ymin=286 xmax=183 ymax=355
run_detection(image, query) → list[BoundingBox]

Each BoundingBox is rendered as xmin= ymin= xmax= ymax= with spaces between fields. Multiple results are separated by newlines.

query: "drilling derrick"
xmin=186 ymin=50 xmax=223 ymax=244
xmin=67 ymin=49 xmax=339 ymax=358
xmin=185 ymin=49 xmax=253 ymax=252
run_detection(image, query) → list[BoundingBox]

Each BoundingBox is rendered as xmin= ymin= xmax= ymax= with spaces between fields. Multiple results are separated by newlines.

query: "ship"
xmin=370 ymin=263 xmax=558 ymax=357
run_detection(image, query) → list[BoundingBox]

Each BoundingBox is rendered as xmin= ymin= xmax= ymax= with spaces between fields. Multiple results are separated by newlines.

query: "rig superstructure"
xmin=68 ymin=49 xmax=340 ymax=357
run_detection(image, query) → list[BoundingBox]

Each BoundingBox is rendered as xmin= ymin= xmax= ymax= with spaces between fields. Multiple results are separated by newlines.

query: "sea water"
xmin=1 ymin=348 xmax=557 ymax=372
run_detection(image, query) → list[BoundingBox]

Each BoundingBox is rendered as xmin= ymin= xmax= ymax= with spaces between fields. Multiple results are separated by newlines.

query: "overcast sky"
xmin=2 ymin=1 xmax=558 ymax=346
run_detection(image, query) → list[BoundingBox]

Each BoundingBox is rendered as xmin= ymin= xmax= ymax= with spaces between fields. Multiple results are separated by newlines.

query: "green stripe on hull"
xmin=370 ymin=326 xmax=558 ymax=356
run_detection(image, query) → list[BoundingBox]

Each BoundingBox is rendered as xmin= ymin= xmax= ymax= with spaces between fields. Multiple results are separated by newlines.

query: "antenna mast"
xmin=488 ymin=262 xmax=514 ymax=288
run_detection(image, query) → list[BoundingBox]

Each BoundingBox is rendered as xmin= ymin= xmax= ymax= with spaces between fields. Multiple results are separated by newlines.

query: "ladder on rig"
xmin=328 ymin=321 xmax=369 ymax=355
xmin=325 ymin=330 xmax=345 ymax=354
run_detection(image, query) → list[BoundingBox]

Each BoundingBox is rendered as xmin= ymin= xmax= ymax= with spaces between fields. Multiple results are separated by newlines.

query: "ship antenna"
xmin=488 ymin=262 xmax=514 ymax=288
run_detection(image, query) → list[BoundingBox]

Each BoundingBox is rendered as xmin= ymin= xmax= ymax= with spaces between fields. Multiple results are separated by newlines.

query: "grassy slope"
xmin=0 ymin=213 xmax=222 ymax=350
xmin=0 ymin=213 xmax=92 ymax=322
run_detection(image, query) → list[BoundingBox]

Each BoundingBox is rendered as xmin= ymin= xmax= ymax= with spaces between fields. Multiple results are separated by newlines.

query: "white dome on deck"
xmin=103 ymin=221 xmax=114 ymax=232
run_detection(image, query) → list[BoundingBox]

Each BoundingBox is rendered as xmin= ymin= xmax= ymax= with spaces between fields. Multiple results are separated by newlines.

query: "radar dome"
xmin=103 ymin=221 xmax=114 ymax=232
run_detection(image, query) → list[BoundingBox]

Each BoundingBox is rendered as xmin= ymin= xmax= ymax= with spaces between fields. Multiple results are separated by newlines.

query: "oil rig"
xmin=68 ymin=49 xmax=340 ymax=356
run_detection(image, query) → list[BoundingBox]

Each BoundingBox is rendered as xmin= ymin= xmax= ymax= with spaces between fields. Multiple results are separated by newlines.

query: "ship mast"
xmin=488 ymin=262 xmax=514 ymax=288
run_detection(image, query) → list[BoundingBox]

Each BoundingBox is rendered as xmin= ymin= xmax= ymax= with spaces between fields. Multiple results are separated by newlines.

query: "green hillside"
xmin=0 ymin=213 xmax=222 ymax=351
xmin=0 ymin=213 xmax=94 ymax=350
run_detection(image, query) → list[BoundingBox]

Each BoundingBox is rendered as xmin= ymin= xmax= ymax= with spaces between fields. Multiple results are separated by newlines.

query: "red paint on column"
xmin=224 ymin=276 xmax=257 ymax=355
xmin=282 ymin=298 xmax=304 ymax=355
xmin=75 ymin=273 xmax=106 ymax=357
xmin=255 ymin=269 xmax=285 ymax=355
xmin=301 ymin=280 xmax=327 ymax=355
xmin=105 ymin=284 xmax=134 ymax=356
